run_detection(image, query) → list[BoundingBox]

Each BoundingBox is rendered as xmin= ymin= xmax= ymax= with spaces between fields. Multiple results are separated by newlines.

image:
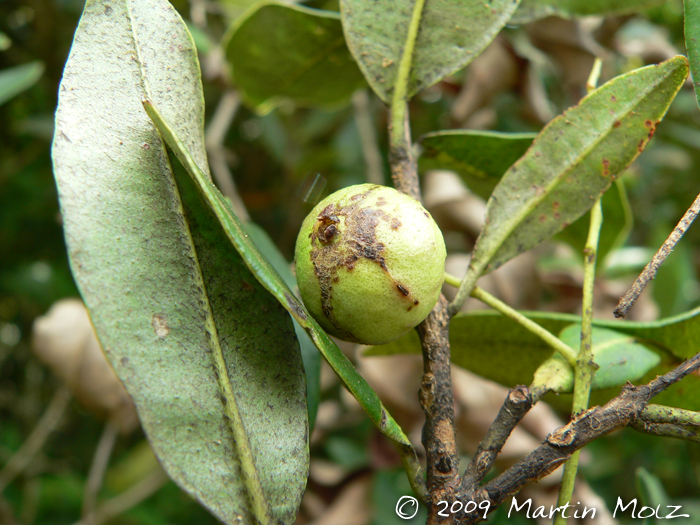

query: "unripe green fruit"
xmin=294 ymin=184 xmax=446 ymax=345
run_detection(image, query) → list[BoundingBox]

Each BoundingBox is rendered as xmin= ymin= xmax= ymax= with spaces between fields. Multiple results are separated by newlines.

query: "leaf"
xmin=511 ymin=0 xmax=665 ymax=24
xmin=467 ymin=56 xmax=688 ymax=280
xmin=340 ymin=0 xmax=521 ymax=104
xmin=0 ymin=61 xmax=44 ymax=107
xmin=224 ymin=2 xmax=366 ymax=112
xmin=243 ymin=222 xmax=321 ymax=432
xmin=366 ymin=308 xmax=700 ymax=410
xmin=52 ymin=1 xmax=308 ymax=523
xmin=142 ymin=100 xmax=416 ymax=456
xmin=686 ymin=0 xmax=700 ymax=109
xmin=418 ymin=131 xmax=537 ymax=200
xmin=541 ymin=324 xmax=661 ymax=393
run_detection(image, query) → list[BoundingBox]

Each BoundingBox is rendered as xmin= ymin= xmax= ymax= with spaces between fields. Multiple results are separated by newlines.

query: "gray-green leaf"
xmin=535 ymin=324 xmax=661 ymax=394
xmin=52 ymin=1 xmax=308 ymax=523
xmin=467 ymin=56 xmax=688 ymax=281
xmin=418 ymin=130 xmax=537 ymax=200
xmin=340 ymin=0 xmax=521 ymax=104
xmin=225 ymin=2 xmax=366 ymax=112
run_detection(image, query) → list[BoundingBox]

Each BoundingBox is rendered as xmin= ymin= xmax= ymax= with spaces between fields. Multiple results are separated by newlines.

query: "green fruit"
xmin=294 ymin=184 xmax=446 ymax=345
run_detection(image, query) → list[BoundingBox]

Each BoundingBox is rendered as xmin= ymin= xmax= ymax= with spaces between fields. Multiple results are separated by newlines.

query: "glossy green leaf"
xmin=142 ymin=100 xmax=416 ymax=457
xmin=418 ymin=131 xmax=537 ymax=200
xmin=366 ymin=308 xmax=700 ymax=410
xmin=225 ymin=2 xmax=366 ymax=112
xmin=52 ymin=1 xmax=307 ymax=523
xmin=467 ymin=57 xmax=688 ymax=281
xmin=0 ymin=61 xmax=44 ymax=107
xmin=243 ymin=221 xmax=321 ymax=432
xmin=685 ymin=0 xmax=700 ymax=109
xmin=543 ymin=324 xmax=661 ymax=393
xmin=340 ymin=0 xmax=521 ymax=104
xmin=512 ymin=0 xmax=665 ymax=24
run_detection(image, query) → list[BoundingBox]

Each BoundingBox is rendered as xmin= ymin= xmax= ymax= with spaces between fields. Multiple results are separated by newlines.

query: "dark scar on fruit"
xmin=309 ymin=186 xmax=419 ymax=341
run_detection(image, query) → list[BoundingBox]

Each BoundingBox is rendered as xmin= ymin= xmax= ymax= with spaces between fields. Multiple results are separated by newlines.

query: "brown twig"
xmin=450 ymin=351 xmax=700 ymax=524
xmin=0 ymin=386 xmax=71 ymax=493
xmin=460 ymin=386 xmax=534 ymax=493
xmin=416 ymin=296 xmax=460 ymax=505
xmin=82 ymin=419 xmax=119 ymax=518
xmin=614 ymin=191 xmax=700 ymax=318
xmin=389 ymin=107 xmax=459 ymax=514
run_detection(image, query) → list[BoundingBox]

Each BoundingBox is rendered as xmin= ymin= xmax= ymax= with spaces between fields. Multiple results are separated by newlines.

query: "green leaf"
xmin=340 ymin=0 xmax=521 ymax=104
xmin=52 ymin=1 xmax=308 ymax=523
xmin=224 ymin=2 xmax=366 ymax=112
xmin=686 ymin=0 xmax=700 ymax=110
xmin=0 ymin=61 xmax=44 ymax=107
xmin=366 ymin=308 xmax=700 ymax=409
xmin=243 ymin=222 xmax=321 ymax=432
xmin=142 ymin=100 xmax=416 ymax=456
xmin=418 ymin=131 xmax=537 ymax=200
xmin=467 ymin=57 xmax=688 ymax=280
xmin=512 ymin=0 xmax=665 ymax=24
xmin=551 ymin=324 xmax=661 ymax=392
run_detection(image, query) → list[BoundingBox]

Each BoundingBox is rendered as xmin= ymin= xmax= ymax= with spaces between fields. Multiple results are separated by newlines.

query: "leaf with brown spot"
xmin=466 ymin=56 xmax=687 ymax=279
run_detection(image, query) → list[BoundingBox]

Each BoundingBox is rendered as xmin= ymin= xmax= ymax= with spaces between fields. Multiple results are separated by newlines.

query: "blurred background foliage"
xmin=1 ymin=0 xmax=700 ymax=523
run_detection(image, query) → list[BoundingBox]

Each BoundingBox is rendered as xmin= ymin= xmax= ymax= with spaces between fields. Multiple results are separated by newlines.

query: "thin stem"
xmin=0 ymin=386 xmax=71 ymax=493
xmin=631 ymin=404 xmax=700 ymax=441
xmin=397 ymin=444 xmax=429 ymax=503
xmin=585 ymin=58 xmax=603 ymax=94
xmin=448 ymin=264 xmax=481 ymax=317
xmin=468 ymin=285 xmax=578 ymax=367
xmin=553 ymin=198 xmax=603 ymax=525
xmin=460 ymin=386 xmax=534 ymax=491
xmin=388 ymin=0 xmax=425 ymax=200
xmin=639 ymin=404 xmax=700 ymax=426
xmin=82 ymin=419 xmax=119 ymax=518
xmin=614 ymin=191 xmax=700 ymax=317
xmin=74 ymin=467 xmax=169 ymax=525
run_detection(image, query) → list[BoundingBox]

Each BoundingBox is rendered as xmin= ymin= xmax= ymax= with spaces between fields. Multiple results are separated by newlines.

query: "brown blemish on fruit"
xmin=554 ymin=212 xmax=561 ymax=220
xmin=638 ymin=139 xmax=646 ymax=152
xmin=602 ymin=158 xmax=610 ymax=177
xmin=309 ymin=186 xmax=417 ymax=342
xmin=553 ymin=201 xmax=560 ymax=209
xmin=539 ymin=215 xmax=547 ymax=223
xmin=613 ymin=120 xmax=621 ymax=128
